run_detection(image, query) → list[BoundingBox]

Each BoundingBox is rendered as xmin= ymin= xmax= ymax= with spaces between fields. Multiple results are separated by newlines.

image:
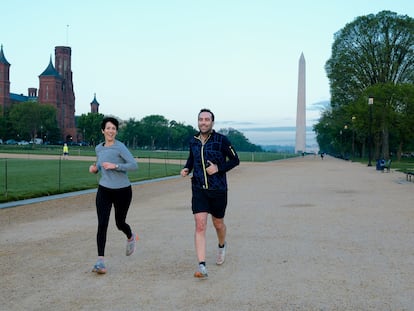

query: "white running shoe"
xmin=194 ymin=264 xmax=208 ymax=279
xmin=126 ymin=233 xmax=137 ymax=256
xmin=216 ymin=242 xmax=226 ymax=265
xmin=92 ymin=259 xmax=107 ymax=274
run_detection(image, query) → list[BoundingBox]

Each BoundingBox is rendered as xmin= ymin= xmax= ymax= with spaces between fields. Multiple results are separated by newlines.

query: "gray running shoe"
xmin=126 ymin=233 xmax=137 ymax=256
xmin=194 ymin=264 xmax=208 ymax=279
xmin=92 ymin=259 xmax=107 ymax=274
xmin=216 ymin=242 xmax=227 ymax=265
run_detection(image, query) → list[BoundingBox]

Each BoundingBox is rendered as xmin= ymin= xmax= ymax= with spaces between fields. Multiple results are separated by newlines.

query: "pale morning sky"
xmin=1 ymin=1 xmax=413 ymax=145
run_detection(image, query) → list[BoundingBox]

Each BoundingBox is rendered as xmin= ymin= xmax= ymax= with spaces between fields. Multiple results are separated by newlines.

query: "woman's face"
xmin=102 ymin=121 xmax=117 ymax=143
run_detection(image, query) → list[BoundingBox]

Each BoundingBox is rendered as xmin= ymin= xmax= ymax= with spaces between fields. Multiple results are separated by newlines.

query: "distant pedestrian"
xmin=320 ymin=152 xmax=325 ymax=160
xmin=88 ymin=117 xmax=138 ymax=274
xmin=181 ymin=108 xmax=240 ymax=279
xmin=63 ymin=143 xmax=69 ymax=159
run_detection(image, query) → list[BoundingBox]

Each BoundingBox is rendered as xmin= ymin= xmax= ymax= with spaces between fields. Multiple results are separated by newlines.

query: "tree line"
xmin=78 ymin=113 xmax=263 ymax=152
xmin=315 ymin=10 xmax=414 ymax=161
xmin=0 ymin=104 xmax=263 ymax=152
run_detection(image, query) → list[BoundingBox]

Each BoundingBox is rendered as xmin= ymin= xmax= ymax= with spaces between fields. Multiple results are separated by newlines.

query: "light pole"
xmin=368 ymin=97 xmax=373 ymax=166
xmin=351 ymin=116 xmax=356 ymax=160
xmin=344 ymin=125 xmax=348 ymax=159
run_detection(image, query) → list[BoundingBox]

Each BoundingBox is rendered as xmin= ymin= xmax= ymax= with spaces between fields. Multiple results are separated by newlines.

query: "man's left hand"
xmin=206 ymin=160 xmax=218 ymax=175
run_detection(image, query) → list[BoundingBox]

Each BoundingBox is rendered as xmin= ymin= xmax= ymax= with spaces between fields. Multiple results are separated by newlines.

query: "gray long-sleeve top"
xmin=95 ymin=140 xmax=138 ymax=189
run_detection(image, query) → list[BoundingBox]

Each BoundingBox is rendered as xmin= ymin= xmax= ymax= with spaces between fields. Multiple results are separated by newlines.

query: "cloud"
xmin=309 ymin=100 xmax=330 ymax=111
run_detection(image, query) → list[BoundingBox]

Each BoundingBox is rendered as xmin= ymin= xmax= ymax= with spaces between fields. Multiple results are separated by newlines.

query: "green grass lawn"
xmin=352 ymin=157 xmax=414 ymax=173
xmin=0 ymin=145 xmax=297 ymax=203
xmin=0 ymin=158 xmax=182 ymax=203
xmin=0 ymin=144 xmax=296 ymax=162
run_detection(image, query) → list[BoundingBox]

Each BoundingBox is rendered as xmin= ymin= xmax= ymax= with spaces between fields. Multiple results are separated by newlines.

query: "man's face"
xmin=198 ymin=111 xmax=214 ymax=134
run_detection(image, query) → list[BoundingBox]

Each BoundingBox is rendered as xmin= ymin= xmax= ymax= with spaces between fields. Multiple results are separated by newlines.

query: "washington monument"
xmin=295 ymin=53 xmax=306 ymax=154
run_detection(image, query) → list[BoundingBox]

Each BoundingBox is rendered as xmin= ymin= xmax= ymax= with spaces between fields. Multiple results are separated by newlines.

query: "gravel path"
xmin=1 ymin=155 xmax=413 ymax=310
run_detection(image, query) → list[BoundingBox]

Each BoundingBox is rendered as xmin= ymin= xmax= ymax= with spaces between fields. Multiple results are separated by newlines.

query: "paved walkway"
xmin=0 ymin=155 xmax=413 ymax=310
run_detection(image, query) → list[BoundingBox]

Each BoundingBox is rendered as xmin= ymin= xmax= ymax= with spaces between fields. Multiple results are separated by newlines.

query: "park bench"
xmin=406 ymin=170 xmax=414 ymax=182
xmin=383 ymin=159 xmax=392 ymax=172
xmin=379 ymin=159 xmax=392 ymax=172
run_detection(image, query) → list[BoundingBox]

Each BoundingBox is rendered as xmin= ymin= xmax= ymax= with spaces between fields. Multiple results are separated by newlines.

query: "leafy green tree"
xmin=38 ymin=106 xmax=60 ymax=143
xmin=314 ymin=108 xmax=350 ymax=156
xmin=140 ymin=115 xmax=169 ymax=149
xmin=326 ymin=11 xmax=414 ymax=108
xmin=320 ymin=11 xmax=414 ymax=158
xmin=0 ymin=106 xmax=6 ymax=140
xmin=168 ymin=121 xmax=197 ymax=150
xmin=77 ymin=113 xmax=261 ymax=152
xmin=9 ymin=101 xmax=58 ymax=142
xmin=119 ymin=117 xmax=196 ymax=150
xmin=118 ymin=118 xmax=143 ymax=148
xmin=218 ymin=128 xmax=263 ymax=152
xmin=119 ymin=116 xmax=261 ymax=151
xmin=76 ymin=113 xmax=105 ymax=146
xmin=385 ymin=83 xmax=414 ymax=158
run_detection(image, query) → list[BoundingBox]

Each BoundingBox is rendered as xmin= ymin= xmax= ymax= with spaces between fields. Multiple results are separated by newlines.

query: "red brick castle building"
xmin=0 ymin=45 xmax=77 ymax=142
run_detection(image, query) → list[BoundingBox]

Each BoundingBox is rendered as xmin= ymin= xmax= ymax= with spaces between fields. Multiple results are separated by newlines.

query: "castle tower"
xmin=90 ymin=93 xmax=100 ymax=113
xmin=55 ymin=46 xmax=76 ymax=141
xmin=295 ymin=53 xmax=306 ymax=154
xmin=28 ymin=88 xmax=37 ymax=98
xmin=38 ymin=57 xmax=63 ymax=104
xmin=38 ymin=56 xmax=64 ymax=127
xmin=38 ymin=47 xmax=76 ymax=142
xmin=0 ymin=45 xmax=11 ymax=112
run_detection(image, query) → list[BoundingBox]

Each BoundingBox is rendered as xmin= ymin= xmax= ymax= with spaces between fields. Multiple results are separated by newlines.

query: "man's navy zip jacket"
xmin=184 ymin=130 xmax=240 ymax=190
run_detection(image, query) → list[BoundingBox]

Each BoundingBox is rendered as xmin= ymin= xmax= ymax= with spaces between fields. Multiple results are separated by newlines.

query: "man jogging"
xmin=181 ymin=108 xmax=240 ymax=279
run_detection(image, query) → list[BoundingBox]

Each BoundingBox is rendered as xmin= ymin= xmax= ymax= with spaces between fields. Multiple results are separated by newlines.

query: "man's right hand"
xmin=180 ymin=168 xmax=189 ymax=177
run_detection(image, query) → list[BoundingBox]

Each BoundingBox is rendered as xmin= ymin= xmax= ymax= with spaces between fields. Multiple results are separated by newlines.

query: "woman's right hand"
xmin=89 ymin=163 xmax=98 ymax=174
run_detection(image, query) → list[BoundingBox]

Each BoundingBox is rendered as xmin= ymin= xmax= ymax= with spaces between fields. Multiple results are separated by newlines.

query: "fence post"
xmin=5 ymin=159 xmax=8 ymax=199
xmin=148 ymin=157 xmax=151 ymax=178
xmin=59 ymin=156 xmax=62 ymax=192
xmin=164 ymin=156 xmax=168 ymax=176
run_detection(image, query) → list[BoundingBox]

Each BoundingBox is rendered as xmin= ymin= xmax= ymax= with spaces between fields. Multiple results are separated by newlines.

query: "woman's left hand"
xmin=102 ymin=162 xmax=117 ymax=170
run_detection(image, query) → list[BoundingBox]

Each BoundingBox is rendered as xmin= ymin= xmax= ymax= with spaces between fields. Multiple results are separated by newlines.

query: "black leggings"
xmin=96 ymin=185 xmax=133 ymax=256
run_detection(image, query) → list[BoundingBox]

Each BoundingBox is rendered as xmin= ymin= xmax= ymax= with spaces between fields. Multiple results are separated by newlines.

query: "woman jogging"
xmin=89 ymin=116 xmax=138 ymax=274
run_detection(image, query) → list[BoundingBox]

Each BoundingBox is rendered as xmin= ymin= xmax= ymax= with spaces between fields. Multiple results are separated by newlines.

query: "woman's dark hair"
xmin=198 ymin=108 xmax=215 ymax=121
xmin=101 ymin=117 xmax=119 ymax=130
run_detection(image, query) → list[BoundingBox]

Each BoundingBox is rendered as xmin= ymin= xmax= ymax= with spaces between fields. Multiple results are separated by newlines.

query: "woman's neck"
xmin=104 ymin=140 xmax=115 ymax=147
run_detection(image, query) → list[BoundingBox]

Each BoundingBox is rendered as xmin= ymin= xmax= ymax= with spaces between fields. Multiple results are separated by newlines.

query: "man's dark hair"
xmin=101 ymin=117 xmax=119 ymax=130
xmin=198 ymin=108 xmax=215 ymax=121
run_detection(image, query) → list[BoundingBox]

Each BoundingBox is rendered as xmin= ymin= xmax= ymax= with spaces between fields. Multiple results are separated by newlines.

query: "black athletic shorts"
xmin=191 ymin=186 xmax=228 ymax=219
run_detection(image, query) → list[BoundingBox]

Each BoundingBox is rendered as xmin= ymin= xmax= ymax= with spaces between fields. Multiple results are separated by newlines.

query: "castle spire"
xmin=0 ymin=44 xmax=11 ymax=65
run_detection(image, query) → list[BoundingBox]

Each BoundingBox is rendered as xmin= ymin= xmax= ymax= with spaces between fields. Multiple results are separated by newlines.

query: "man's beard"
xmin=199 ymin=127 xmax=212 ymax=134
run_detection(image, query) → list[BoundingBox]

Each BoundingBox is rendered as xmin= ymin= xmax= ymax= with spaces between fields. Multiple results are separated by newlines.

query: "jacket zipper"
xmin=197 ymin=134 xmax=211 ymax=189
